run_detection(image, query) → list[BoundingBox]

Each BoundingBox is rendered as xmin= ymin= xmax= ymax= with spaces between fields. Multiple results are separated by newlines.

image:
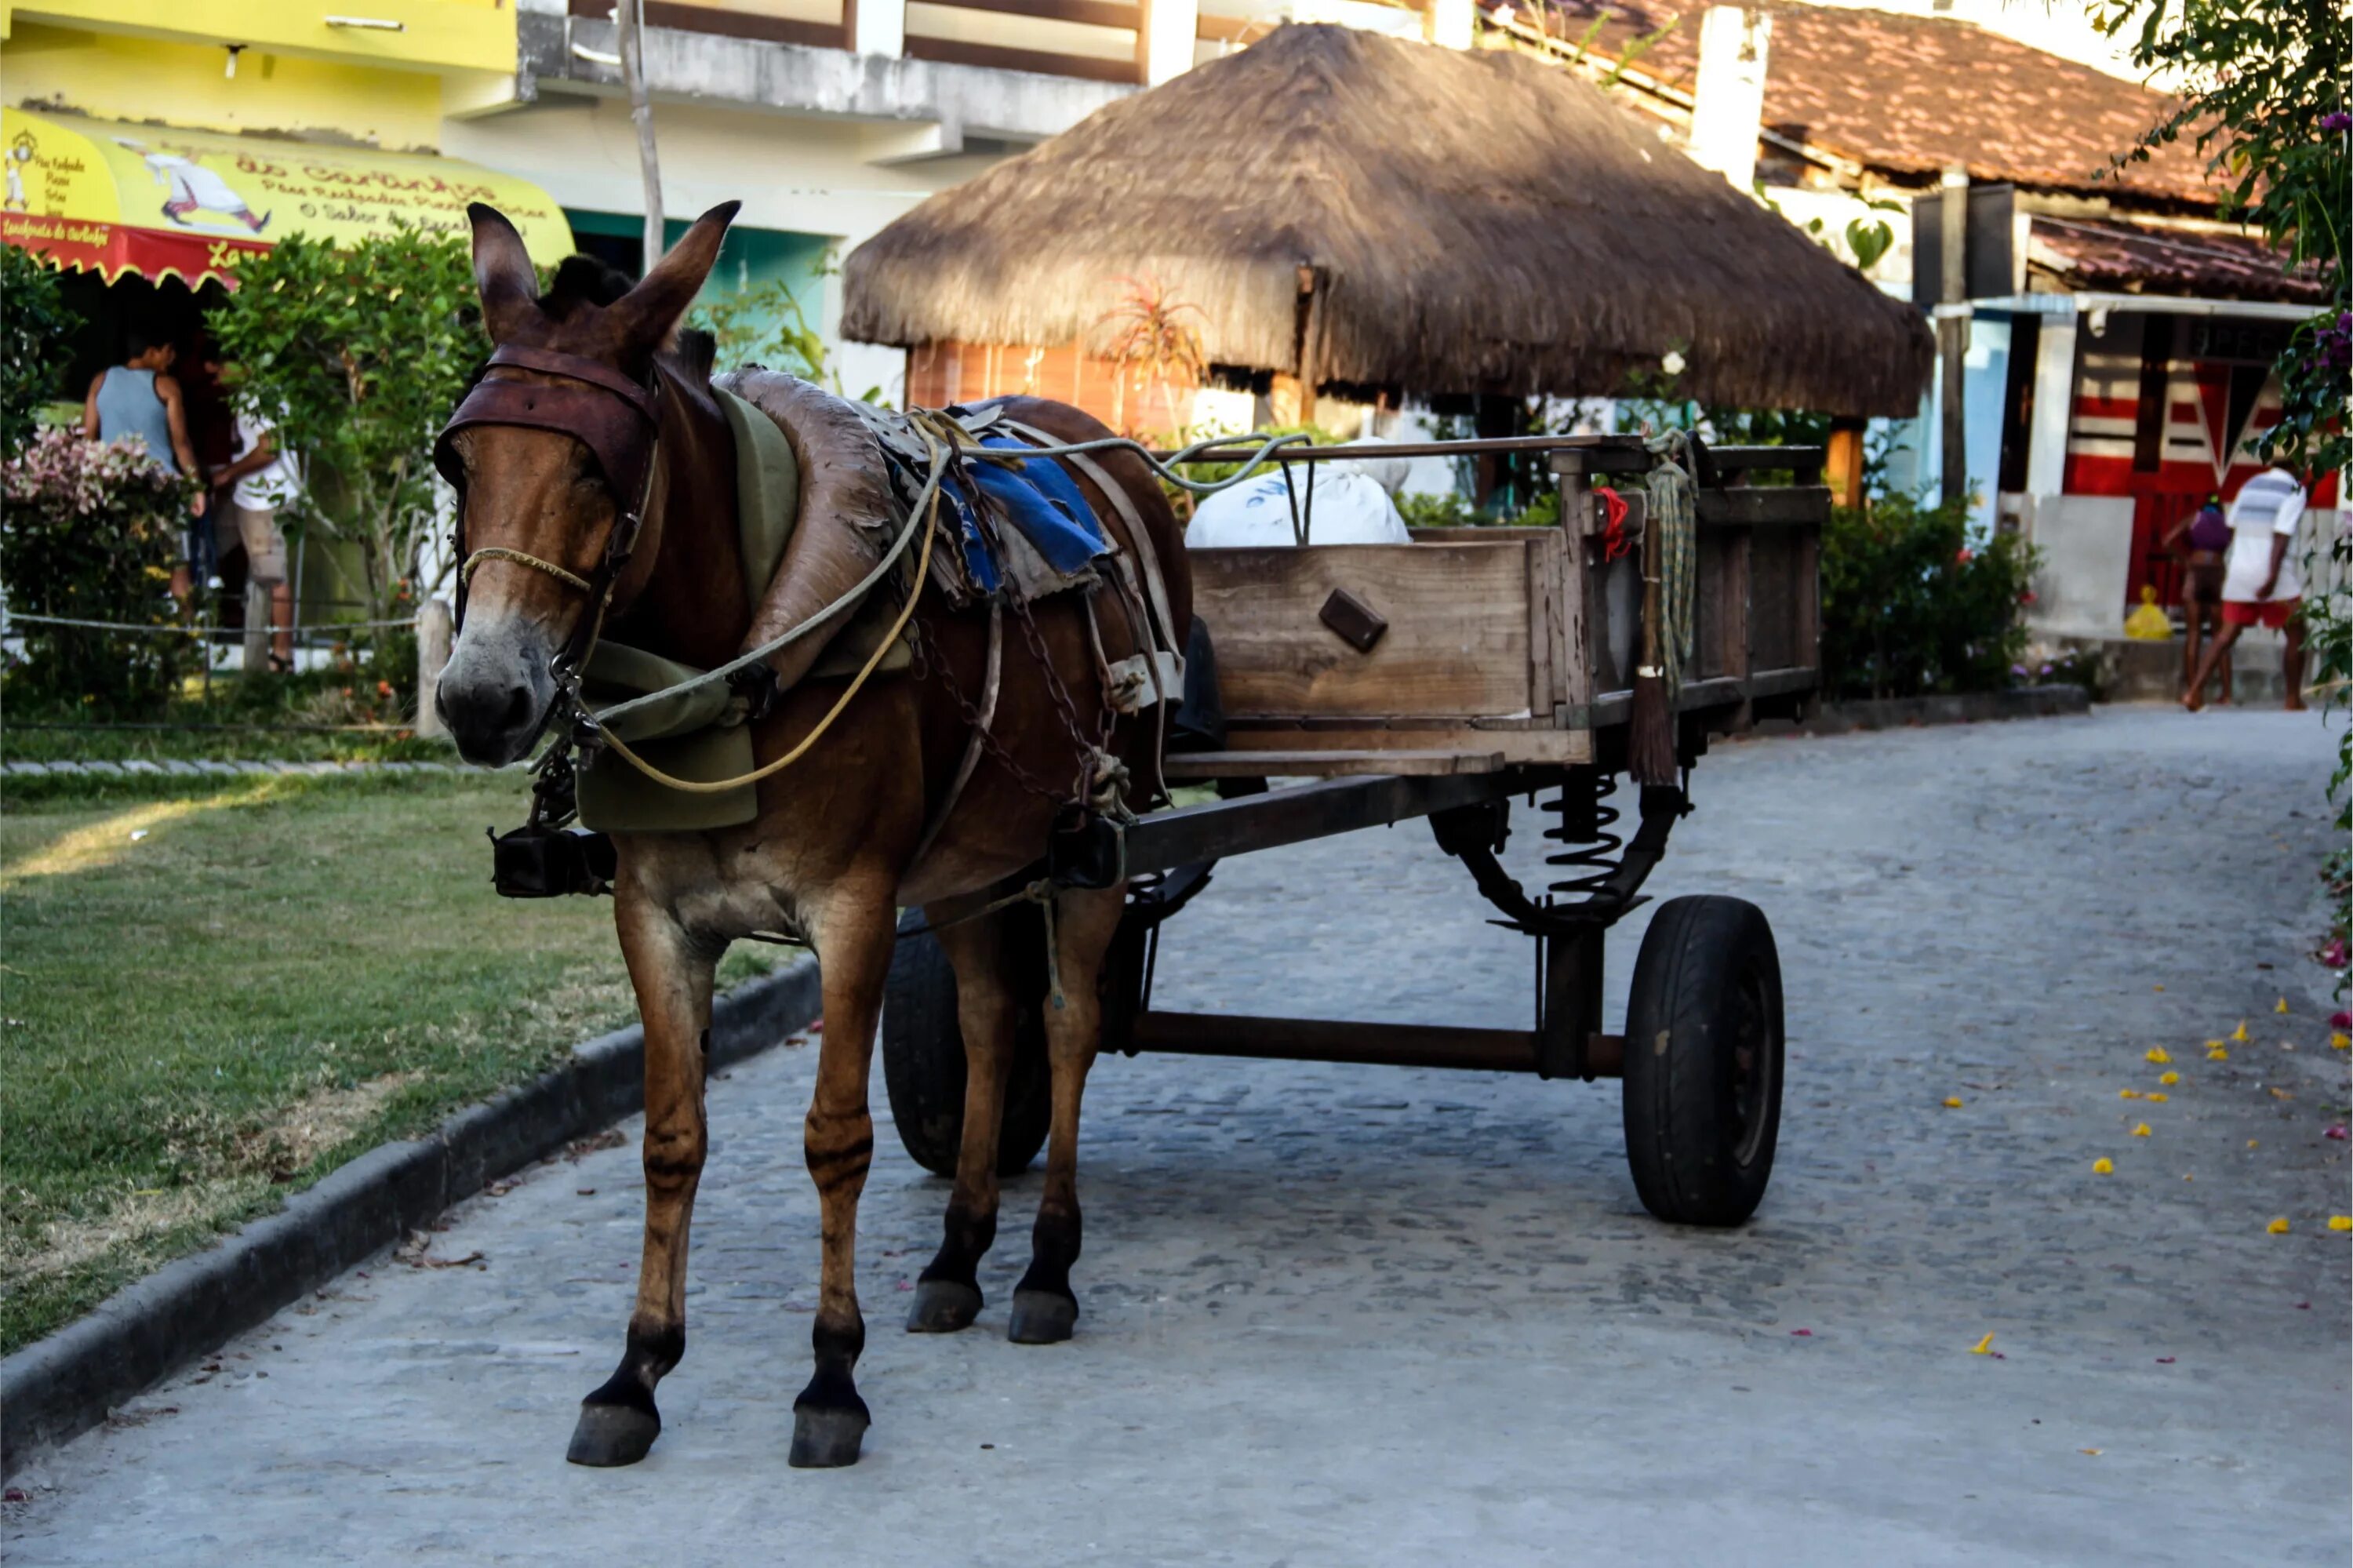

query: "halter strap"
xmin=484 ymin=342 xmax=660 ymax=425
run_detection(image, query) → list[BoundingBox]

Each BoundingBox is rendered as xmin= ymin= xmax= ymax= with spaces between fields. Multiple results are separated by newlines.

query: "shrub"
xmin=209 ymin=227 xmax=482 ymax=691
xmin=2 ymin=428 xmax=198 ymax=715
xmin=1820 ymin=490 xmax=2036 ymax=700
xmin=2 ymin=248 xmax=78 ymax=454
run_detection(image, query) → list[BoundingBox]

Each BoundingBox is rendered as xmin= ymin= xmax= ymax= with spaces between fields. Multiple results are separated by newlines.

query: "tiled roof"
xmin=2026 ymin=216 xmax=2326 ymax=303
xmin=1543 ymin=2 xmax=2219 ymax=203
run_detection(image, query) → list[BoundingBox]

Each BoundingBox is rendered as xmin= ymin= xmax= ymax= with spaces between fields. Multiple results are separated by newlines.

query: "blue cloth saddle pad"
xmin=943 ymin=434 xmax=1107 ymax=594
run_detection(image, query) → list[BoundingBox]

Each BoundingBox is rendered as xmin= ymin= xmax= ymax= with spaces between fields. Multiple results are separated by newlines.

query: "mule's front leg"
xmin=791 ymin=886 xmax=896 ymax=1468
xmin=569 ymin=893 xmax=718 ymax=1467
xmin=1010 ymin=886 xmax=1125 ymax=1345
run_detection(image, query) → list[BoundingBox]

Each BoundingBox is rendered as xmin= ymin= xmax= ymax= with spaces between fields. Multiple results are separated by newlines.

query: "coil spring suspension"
xmin=1540 ymin=769 xmax=1622 ymax=903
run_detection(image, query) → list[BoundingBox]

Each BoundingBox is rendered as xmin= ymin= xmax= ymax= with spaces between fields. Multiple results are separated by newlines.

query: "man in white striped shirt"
xmin=2184 ymin=464 xmax=2308 ymax=711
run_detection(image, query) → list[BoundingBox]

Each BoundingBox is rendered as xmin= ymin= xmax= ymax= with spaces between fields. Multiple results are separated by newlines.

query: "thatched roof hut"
xmin=842 ymin=24 xmax=1933 ymax=417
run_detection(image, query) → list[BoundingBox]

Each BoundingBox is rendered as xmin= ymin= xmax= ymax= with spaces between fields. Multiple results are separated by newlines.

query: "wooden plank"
xmin=1709 ymin=445 xmax=1827 ymax=473
xmin=1194 ymin=11 xmax=1258 ymax=40
xmin=1198 ymin=726 xmax=1592 ymax=765
xmin=1191 ymin=541 xmax=1536 ymax=720
xmin=904 ymin=34 xmax=1140 ymax=79
xmin=1162 ymin=749 xmax=1507 ymax=779
xmin=1556 ymin=472 xmax=1596 ymax=734
xmin=1696 ymin=486 xmax=1832 ymax=528
xmin=926 ymin=0 xmax=1140 ymax=31
xmin=1524 ymin=533 xmax=1557 ymax=724
xmin=1121 ymin=770 xmax=1543 ymax=875
xmin=1133 ymin=1012 xmax=1544 ymax=1074
xmin=596 ymin=0 xmax=849 ymax=45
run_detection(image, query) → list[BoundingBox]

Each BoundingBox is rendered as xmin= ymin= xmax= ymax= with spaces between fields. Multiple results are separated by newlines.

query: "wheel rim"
xmin=1728 ymin=961 xmax=1776 ymax=1166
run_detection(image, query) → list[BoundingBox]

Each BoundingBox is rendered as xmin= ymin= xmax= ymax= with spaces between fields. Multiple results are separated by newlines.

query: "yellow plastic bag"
xmin=2124 ymin=585 xmax=2173 ymax=641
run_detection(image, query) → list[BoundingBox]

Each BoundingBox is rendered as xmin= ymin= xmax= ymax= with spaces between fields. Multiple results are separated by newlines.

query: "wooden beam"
xmin=904 ymin=34 xmax=1140 ymax=80
xmin=1825 ymin=418 xmax=1865 ymax=506
xmin=1162 ymin=749 xmax=1507 ymax=778
xmin=596 ymin=0 xmax=850 ymax=48
xmin=936 ymin=0 xmax=1140 ymax=31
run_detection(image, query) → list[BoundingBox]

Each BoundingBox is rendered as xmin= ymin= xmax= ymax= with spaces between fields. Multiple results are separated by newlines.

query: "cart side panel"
xmin=1191 ymin=540 xmax=1539 ymax=720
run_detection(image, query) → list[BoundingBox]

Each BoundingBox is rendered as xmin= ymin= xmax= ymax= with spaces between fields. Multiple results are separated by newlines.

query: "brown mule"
xmin=435 ymin=203 xmax=1190 ymax=1469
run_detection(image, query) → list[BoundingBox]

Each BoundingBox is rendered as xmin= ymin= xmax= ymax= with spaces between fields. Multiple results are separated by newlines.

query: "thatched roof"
xmin=842 ymin=24 xmax=1933 ymax=417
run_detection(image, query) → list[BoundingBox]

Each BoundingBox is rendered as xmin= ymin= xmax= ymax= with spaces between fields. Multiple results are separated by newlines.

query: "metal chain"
xmin=907 ymin=614 xmax=1082 ymax=809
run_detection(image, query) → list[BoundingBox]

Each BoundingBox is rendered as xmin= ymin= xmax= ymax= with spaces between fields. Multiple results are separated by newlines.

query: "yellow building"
xmin=1 ymin=0 xmax=569 ymax=288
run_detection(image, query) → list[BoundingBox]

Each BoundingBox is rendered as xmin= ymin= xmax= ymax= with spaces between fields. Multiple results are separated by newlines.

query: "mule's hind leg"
xmin=791 ymin=882 xmax=897 ymax=1468
xmin=569 ymin=893 xmax=718 ymax=1467
xmin=1009 ymin=884 xmax=1126 ymax=1345
xmin=907 ymin=908 xmax=1023 ymax=1333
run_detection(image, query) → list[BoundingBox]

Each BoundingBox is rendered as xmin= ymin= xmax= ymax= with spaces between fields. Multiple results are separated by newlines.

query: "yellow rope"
xmin=582 ymin=441 xmax=943 ymax=796
xmin=461 ymin=547 xmax=598 ymax=595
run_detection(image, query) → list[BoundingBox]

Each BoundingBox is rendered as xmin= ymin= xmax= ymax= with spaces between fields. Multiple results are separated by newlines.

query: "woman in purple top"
xmin=2162 ymin=493 xmax=2231 ymax=707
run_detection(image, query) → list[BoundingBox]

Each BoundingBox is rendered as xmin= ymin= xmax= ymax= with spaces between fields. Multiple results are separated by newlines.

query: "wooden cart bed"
xmin=1166 ymin=438 xmax=1830 ymax=780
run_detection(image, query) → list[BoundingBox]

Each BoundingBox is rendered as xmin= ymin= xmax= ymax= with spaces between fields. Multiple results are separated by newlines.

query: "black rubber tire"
xmin=1621 ymin=895 xmax=1784 ymax=1227
xmin=881 ymin=915 xmax=1051 ymax=1179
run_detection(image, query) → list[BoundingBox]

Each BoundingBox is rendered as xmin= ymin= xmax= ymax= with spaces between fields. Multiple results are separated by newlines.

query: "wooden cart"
xmin=882 ymin=435 xmax=1827 ymax=1226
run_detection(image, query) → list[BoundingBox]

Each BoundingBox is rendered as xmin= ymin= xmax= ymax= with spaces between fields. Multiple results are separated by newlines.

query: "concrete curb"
xmin=1778 ymin=684 xmax=2091 ymax=736
xmin=0 ymin=959 xmax=822 ymax=1476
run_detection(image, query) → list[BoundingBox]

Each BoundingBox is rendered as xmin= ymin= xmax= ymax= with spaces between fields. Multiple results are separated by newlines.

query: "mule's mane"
xmin=532 ymin=253 xmax=717 ymax=386
xmin=543 ymin=253 xmax=633 ymax=317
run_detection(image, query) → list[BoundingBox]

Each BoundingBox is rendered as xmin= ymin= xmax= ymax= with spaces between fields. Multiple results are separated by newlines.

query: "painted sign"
xmin=1 ymin=106 xmax=569 ymax=286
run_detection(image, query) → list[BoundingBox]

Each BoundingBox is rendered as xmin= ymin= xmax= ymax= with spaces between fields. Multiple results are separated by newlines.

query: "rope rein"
xmin=460 ymin=546 xmax=598 ymax=596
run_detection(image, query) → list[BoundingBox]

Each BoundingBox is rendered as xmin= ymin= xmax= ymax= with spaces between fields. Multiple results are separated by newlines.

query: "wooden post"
xmin=415 ymin=598 xmax=454 ymax=738
xmin=1938 ymin=166 xmax=1969 ymax=507
xmin=1826 ymin=417 xmax=1865 ymax=507
xmin=1266 ymin=374 xmax=1305 ymax=427
xmin=616 ymin=0 xmax=664 ymax=276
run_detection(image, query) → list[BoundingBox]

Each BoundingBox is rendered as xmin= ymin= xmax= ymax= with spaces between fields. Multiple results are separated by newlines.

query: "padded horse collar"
xmin=435 ymin=341 xmax=666 ymax=673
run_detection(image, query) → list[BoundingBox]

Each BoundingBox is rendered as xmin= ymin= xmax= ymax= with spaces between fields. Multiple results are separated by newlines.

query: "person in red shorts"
xmin=2183 ymin=464 xmax=2308 ymax=711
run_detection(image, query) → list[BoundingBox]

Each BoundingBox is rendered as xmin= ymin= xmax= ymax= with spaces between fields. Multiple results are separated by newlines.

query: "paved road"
xmin=9 ymin=708 xmax=2348 ymax=1565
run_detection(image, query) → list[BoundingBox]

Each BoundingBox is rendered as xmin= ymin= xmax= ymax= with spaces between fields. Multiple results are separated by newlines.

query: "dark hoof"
xmin=567 ymin=1401 xmax=660 ymax=1467
xmin=1007 ymin=1288 xmax=1078 ymax=1345
xmin=906 ymin=1278 xmax=983 ymax=1334
xmin=789 ymin=1402 xmax=871 ymax=1468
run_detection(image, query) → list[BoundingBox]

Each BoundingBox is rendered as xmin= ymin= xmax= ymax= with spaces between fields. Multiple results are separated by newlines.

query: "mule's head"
xmin=433 ymin=200 xmax=736 ymax=766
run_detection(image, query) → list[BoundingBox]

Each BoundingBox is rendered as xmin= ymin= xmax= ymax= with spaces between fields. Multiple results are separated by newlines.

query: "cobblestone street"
xmin=7 ymin=708 xmax=2347 ymax=1565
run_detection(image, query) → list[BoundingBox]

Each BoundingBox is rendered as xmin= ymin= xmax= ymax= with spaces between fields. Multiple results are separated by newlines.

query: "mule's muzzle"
xmin=436 ymin=624 xmax=560 ymax=767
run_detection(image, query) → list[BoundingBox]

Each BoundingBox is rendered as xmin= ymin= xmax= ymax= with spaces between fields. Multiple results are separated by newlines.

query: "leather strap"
xmin=486 ymin=343 xmax=660 ymax=425
xmin=906 ymin=598 xmax=1002 ymax=876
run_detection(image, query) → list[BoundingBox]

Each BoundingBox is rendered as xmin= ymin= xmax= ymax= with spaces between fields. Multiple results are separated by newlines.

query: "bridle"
xmin=433 ymin=341 xmax=666 ymax=681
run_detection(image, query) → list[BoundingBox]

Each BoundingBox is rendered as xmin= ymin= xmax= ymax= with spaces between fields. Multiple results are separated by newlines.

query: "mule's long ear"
xmin=468 ymin=203 xmax=539 ymax=341
xmin=619 ymin=201 xmax=740 ymax=351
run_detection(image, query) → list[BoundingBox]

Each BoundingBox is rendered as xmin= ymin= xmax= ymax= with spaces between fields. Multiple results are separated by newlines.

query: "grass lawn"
xmin=0 ymin=771 xmax=786 ymax=1354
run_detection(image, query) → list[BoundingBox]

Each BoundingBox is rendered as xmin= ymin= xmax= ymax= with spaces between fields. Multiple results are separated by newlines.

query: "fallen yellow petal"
xmin=2333 ymin=1032 xmax=2349 ymax=1051
xmin=1969 ymin=1333 xmax=1995 ymax=1355
xmin=2329 ymin=1216 xmax=2352 ymax=1232
xmin=2275 ymin=998 xmax=2289 ymax=1013
xmin=2118 ymin=1089 xmax=2142 ymax=1100
xmin=2092 ymin=1158 xmax=2115 ymax=1174
xmin=2267 ymin=1217 xmax=2289 ymax=1235
xmin=2147 ymin=1093 xmax=2169 ymax=1103
xmin=2079 ymin=1448 xmax=2103 ymax=1457
xmin=2204 ymin=1039 xmax=2225 ymax=1050
xmin=2145 ymin=1047 xmax=2172 ymax=1064
xmin=2183 ymin=1173 xmax=2194 ymax=1181
xmin=1943 ymin=1097 xmax=1964 ymax=1108
xmin=2130 ymin=1122 xmax=2151 ymax=1137
xmin=2207 ymin=1047 xmax=2230 ymax=1061
xmin=2269 ymin=1087 xmax=2294 ymax=1101
xmin=2153 ymin=985 xmax=2164 ymax=992
xmin=2248 ymin=1140 xmax=2260 ymax=1149
xmin=2158 ymin=1071 xmax=2179 ymax=1086
xmin=2232 ymin=1022 xmax=2250 ymax=1042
